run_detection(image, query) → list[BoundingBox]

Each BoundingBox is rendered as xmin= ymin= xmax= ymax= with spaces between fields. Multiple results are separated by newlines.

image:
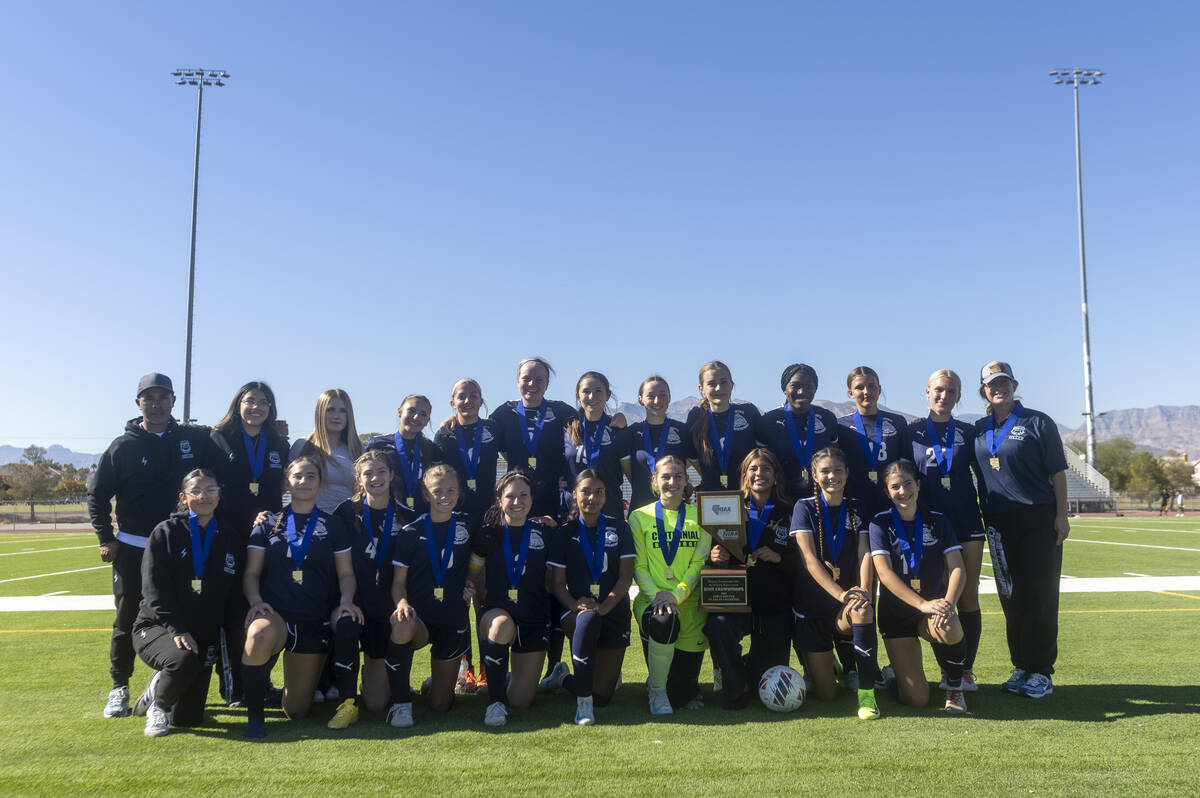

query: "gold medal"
xmin=467 ymin=478 xmax=476 ymax=491
xmin=191 ymin=578 xmax=203 ymax=593
xmin=800 ymin=468 xmax=809 ymax=484
xmin=720 ymin=475 xmax=728 ymax=487
xmin=869 ymin=471 xmax=878 ymax=484
xmin=590 ymin=583 xmax=601 ymax=598
xmin=406 ymin=496 xmax=415 ymax=509
xmin=826 ymin=562 xmax=840 ymax=582
xmin=507 ymin=587 xmax=519 ymax=603
xmin=434 ymin=586 xmax=445 ymax=602
xmin=528 ymin=456 xmax=537 ymax=469
xmin=747 ymin=553 xmax=758 ymax=568
xmin=292 ymin=569 xmax=304 ymax=585
xmin=664 ymin=568 xmax=675 ymax=581
xmin=248 ymin=482 xmax=260 ymax=496
xmin=911 ymin=577 xmax=921 ymax=593
xmin=941 ymin=476 xmax=952 ymax=490
xmin=989 ymin=456 xmax=1001 ymax=471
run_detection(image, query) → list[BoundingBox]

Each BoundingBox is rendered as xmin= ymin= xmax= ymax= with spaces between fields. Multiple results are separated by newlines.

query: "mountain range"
xmin=0 ymin=445 xmax=101 ymax=469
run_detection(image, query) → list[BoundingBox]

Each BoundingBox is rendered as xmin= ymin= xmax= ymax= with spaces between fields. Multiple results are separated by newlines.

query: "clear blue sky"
xmin=3 ymin=2 xmax=1196 ymax=452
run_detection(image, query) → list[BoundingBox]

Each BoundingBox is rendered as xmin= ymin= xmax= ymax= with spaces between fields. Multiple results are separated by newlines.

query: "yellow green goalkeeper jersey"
xmin=629 ymin=500 xmax=711 ymax=607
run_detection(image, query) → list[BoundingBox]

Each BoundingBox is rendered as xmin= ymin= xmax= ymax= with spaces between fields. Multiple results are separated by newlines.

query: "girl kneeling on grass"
xmin=384 ymin=465 xmax=481 ymax=727
xmin=240 ymin=456 xmax=361 ymax=738
xmin=548 ymin=470 xmax=636 ymax=725
xmin=630 ymin=455 xmax=711 ymax=716
xmin=790 ymin=446 xmax=880 ymax=719
xmin=131 ymin=469 xmax=242 ymax=737
xmin=475 ymin=471 xmax=555 ymax=727
xmin=868 ymin=460 xmax=969 ymax=715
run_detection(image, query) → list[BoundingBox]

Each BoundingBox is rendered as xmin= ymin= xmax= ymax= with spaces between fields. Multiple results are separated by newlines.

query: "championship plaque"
xmin=697 ymin=491 xmax=750 ymax=613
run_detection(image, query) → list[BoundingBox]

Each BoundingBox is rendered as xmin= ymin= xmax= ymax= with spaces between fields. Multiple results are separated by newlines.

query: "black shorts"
xmin=792 ymin=608 xmax=850 ymax=653
xmin=512 ymin=620 xmax=550 ymax=654
xmin=957 ymin=526 xmax=986 ymax=545
xmin=427 ymin=620 xmax=472 ymax=661
xmin=359 ymin=617 xmax=390 ymax=660
xmin=877 ymin=592 xmax=924 ymax=640
xmin=283 ymin=617 xmax=331 ymax=655
xmin=558 ymin=602 xmax=633 ymax=650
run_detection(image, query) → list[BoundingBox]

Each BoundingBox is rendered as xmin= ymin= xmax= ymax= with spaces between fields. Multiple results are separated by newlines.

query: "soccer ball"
xmin=758 ymin=665 xmax=805 ymax=712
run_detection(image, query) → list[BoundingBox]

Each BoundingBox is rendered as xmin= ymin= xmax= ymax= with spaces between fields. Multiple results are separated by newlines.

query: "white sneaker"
xmin=484 ymin=701 xmax=508 ymax=727
xmin=574 ymin=696 xmax=595 ymax=726
xmin=312 ymin=688 xmax=325 ymax=703
xmin=940 ymin=669 xmax=980 ymax=693
xmin=385 ymin=701 xmax=414 ymax=728
xmin=1020 ymin=673 xmax=1054 ymax=699
xmin=103 ymin=686 xmax=130 ymax=718
xmin=537 ymin=661 xmax=569 ymax=694
xmin=144 ymin=704 xmax=171 ymax=737
xmin=132 ymin=671 xmax=161 ymax=717
xmin=648 ymin=688 xmax=673 ymax=716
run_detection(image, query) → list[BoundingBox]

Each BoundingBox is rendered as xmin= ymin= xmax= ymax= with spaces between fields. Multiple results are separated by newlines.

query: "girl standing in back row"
xmin=687 ymin=361 xmax=760 ymax=491
xmin=837 ymin=366 xmax=907 ymax=516
xmin=624 ymin=376 xmax=691 ymax=516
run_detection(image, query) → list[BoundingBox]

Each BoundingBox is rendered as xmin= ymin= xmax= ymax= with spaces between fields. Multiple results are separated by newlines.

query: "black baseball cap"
xmin=137 ymin=373 xmax=174 ymax=396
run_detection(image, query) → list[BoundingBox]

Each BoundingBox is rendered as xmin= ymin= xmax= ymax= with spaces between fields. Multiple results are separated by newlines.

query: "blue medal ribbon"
xmin=582 ymin=415 xmax=609 ymax=469
xmin=654 ymin=501 xmax=685 ymax=566
xmin=393 ymin=433 xmax=422 ymax=498
xmin=783 ymin=407 xmax=816 ymax=471
xmin=454 ymin=421 xmax=483 ymax=480
xmin=425 ymin=514 xmax=457 ymax=588
xmin=986 ymin=402 xmax=1024 ymax=457
xmin=708 ymin=407 xmax=736 ymax=474
xmin=285 ymin=507 xmax=320 ymax=569
xmin=501 ymin=520 xmax=532 ymax=591
xmin=187 ymin=511 xmax=217 ymax=581
xmin=747 ymin=499 xmax=774 ymax=553
xmin=578 ymin=516 xmax=607 ymax=584
xmin=515 ymin=400 xmax=548 ymax=462
xmin=890 ymin=508 xmax=924 ymax=581
xmin=925 ymin=416 xmax=955 ymax=476
xmin=852 ymin=410 xmax=883 ymax=469
xmin=818 ymin=495 xmax=849 ymax=563
xmin=242 ymin=430 xmax=267 ymax=482
xmin=642 ymin=420 xmax=669 ymax=475
xmin=362 ymin=499 xmax=395 ymax=573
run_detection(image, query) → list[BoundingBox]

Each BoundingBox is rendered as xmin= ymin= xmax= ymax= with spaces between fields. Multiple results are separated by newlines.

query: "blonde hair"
xmin=926 ymin=369 xmax=962 ymax=407
xmin=650 ymin=454 xmax=693 ymax=501
xmin=422 ymin=463 xmax=460 ymax=490
xmin=307 ymin=389 xmax=363 ymax=460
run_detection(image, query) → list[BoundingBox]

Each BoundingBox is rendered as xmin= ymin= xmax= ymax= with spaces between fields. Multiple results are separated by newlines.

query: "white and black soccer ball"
xmin=758 ymin=665 xmax=805 ymax=712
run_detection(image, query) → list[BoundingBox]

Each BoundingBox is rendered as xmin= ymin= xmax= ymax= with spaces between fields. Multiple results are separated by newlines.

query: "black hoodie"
xmin=87 ymin=417 xmax=219 ymax=545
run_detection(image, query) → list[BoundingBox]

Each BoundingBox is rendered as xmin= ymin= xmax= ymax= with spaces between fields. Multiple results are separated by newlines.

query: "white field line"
xmin=1068 ymin=538 xmax=1200 ymax=554
xmin=40 ymin=590 xmax=68 ymax=596
xmin=1072 ymin=525 xmax=1200 ymax=535
xmin=0 ymin=545 xmax=97 ymax=557
xmin=0 ymin=565 xmax=109 ymax=584
xmin=0 ymin=535 xmax=94 ymax=545
xmin=1124 ymin=572 xmax=1151 ymax=577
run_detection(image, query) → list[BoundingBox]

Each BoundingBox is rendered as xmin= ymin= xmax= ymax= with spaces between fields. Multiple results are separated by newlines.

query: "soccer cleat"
xmin=312 ymin=688 xmax=326 ymax=703
xmin=574 ymin=696 xmax=595 ymax=726
xmin=944 ymin=688 xmax=967 ymax=715
xmin=476 ymin=667 xmax=488 ymax=690
xmin=327 ymin=698 xmax=359 ymax=729
xmin=941 ymin=669 xmax=980 ymax=692
xmin=537 ymin=661 xmax=569 ymax=694
xmin=324 ymin=685 xmax=340 ymax=702
xmin=243 ymin=711 xmax=267 ymax=739
xmin=484 ymin=701 xmax=508 ymax=727
xmin=456 ymin=666 xmax=478 ymax=695
xmin=841 ymin=670 xmax=860 ymax=693
xmin=132 ymin=672 xmax=161 ymax=717
xmin=874 ymin=666 xmax=896 ymax=691
xmin=1020 ymin=673 xmax=1054 ymax=699
xmin=857 ymin=689 xmax=881 ymax=720
xmin=103 ymin=686 xmax=131 ymax=718
xmin=143 ymin=705 xmax=171 ymax=738
xmin=648 ymin=688 xmax=673 ymax=716
xmin=685 ymin=694 xmax=705 ymax=710
xmin=1001 ymin=668 xmax=1028 ymax=694
xmin=385 ymin=702 xmax=414 ymax=728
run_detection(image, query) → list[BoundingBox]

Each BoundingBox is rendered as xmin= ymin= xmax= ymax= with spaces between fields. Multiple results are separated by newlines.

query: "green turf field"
xmin=2 ymin=518 xmax=1198 ymax=797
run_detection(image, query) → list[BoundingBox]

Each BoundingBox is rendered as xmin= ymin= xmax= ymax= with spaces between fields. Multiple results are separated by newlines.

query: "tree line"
xmin=0 ymin=446 xmax=93 ymax=521
xmin=1070 ymin=438 xmax=1196 ymax=503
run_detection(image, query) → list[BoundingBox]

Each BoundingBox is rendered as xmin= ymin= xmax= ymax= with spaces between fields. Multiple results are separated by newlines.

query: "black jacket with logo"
xmin=209 ymin=424 xmax=289 ymax=542
xmin=87 ymin=418 xmax=219 ymax=545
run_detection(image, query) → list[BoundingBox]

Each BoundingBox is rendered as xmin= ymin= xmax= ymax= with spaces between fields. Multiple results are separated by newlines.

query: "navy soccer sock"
xmin=332 ymin=616 xmax=363 ymax=701
xmin=385 ymin=639 xmax=414 ymax=704
xmin=932 ymin=640 xmax=967 ymax=688
xmin=480 ymin=637 xmax=509 ymax=704
xmin=570 ymin=610 xmax=602 ymax=699
xmin=851 ymin=623 xmax=880 ymax=686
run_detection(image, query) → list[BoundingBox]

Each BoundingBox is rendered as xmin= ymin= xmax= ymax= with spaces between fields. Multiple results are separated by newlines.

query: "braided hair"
xmin=810 ymin=446 xmax=854 ymax=566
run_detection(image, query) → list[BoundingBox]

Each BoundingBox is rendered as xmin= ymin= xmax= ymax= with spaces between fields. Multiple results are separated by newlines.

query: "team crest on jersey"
xmin=224 ymin=553 xmax=237 ymax=574
xmin=1009 ymin=426 xmax=1028 ymax=440
xmin=180 ymin=439 xmax=194 ymax=459
xmin=601 ymin=429 xmax=612 ymax=446
xmin=922 ymin=525 xmax=938 ymax=547
xmin=773 ymin=525 xmax=788 ymax=545
xmin=268 ymin=451 xmax=282 ymax=467
xmin=733 ymin=412 xmax=750 ymax=432
xmin=542 ymin=409 xmax=556 ymax=422
xmin=605 ymin=529 xmax=619 ymax=545
xmin=481 ymin=428 xmax=495 ymax=444
xmin=454 ymin=523 xmax=470 ymax=545
xmin=881 ymin=419 xmax=899 ymax=437
xmin=666 ymin=427 xmax=682 ymax=445
xmin=528 ymin=531 xmax=545 ymax=550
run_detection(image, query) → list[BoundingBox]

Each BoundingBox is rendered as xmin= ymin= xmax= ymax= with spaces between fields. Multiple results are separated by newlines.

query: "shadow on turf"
xmin=174 ymin=683 xmax=1200 ymax=740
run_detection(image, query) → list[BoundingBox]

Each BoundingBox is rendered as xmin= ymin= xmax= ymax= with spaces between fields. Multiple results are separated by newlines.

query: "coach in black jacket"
xmin=87 ymin=372 xmax=218 ymax=718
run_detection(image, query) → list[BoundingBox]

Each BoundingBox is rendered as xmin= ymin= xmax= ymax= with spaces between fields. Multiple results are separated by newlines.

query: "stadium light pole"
xmin=1050 ymin=68 xmax=1103 ymax=469
xmin=172 ymin=68 xmax=229 ymax=424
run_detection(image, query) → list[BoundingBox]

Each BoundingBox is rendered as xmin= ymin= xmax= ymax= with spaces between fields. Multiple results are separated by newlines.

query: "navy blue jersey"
xmin=685 ymin=402 xmax=762 ymax=490
xmin=392 ymin=513 xmax=478 ymax=628
xmin=364 ymin=433 xmax=441 ymax=516
xmin=868 ymin=509 xmax=961 ymax=600
xmin=547 ymin=515 xmax=635 ymax=603
xmin=789 ymin=496 xmax=869 ymax=594
xmin=972 ymin=404 xmax=1068 ymax=512
xmin=564 ymin=415 xmax=630 ymax=519
xmin=489 ymin=399 xmax=577 ymax=518
xmin=331 ymin=498 xmax=417 ymax=621
xmin=432 ymin=419 xmax=501 ymax=525
xmin=480 ymin=519 xmax=554 ymax=624
xmin=248 ymin=509 xmax=351 ymax=622
xmin=836 ymin=410 xmax=908 ymax=516
xmin=731 ymin=500 xmax=794 ymax=615
xmin=903 ymin=417 xmax=984 ymax=542
xmin=627 ymin=419 xmax=691 ymax=514
xmin=755 ymin=406 xmax=839 ymax=499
